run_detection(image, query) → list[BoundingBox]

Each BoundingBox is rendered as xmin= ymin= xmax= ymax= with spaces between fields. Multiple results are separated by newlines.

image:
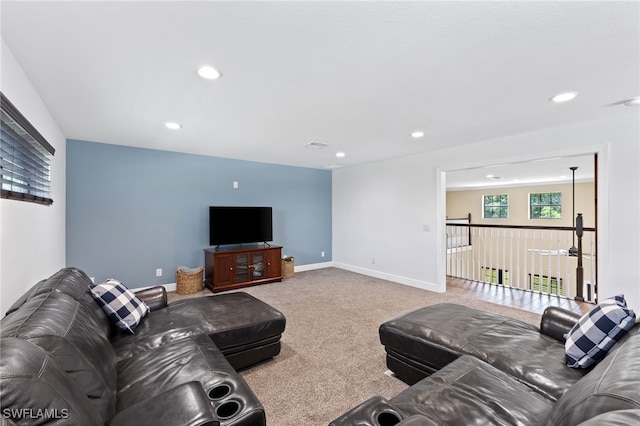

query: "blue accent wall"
xmin=66 ymin=140 xmax=332 ymax=288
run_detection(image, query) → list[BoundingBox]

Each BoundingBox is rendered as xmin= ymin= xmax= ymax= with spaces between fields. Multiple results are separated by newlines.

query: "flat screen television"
xmin=209 ymin=206 xmax=273 ymax=246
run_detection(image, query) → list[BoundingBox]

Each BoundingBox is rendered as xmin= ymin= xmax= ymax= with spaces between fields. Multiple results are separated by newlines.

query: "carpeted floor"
xmin=168 ymin=267 xmax=542 ymax=426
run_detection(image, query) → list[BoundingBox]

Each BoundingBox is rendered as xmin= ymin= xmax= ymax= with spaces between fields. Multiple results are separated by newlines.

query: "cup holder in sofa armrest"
xmin=377 ymin=411 xmax=402 ymax=426
xmin=215 ymin=400 xmax=242 ymax=420
xmin=328 ymin=396 xmax=406 ymax=426
xmin=107 ymin=381 xmax=217 ymax=426
xmin=207 ymin=383 xmax=232 ymax=400
xmin=208 ymin=383 xmax=241 ymax=420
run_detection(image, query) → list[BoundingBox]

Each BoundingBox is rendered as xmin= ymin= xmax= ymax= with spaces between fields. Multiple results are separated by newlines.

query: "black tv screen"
xmin=209 ymin=206 xmax=273 ymax=246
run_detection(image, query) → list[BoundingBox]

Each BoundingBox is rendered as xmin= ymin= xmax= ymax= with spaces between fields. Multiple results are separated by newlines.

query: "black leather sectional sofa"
xmin=0 ymin=267 xmax=286 ymax=426
xmin=330 ymin=302 xmax=640 ymax=425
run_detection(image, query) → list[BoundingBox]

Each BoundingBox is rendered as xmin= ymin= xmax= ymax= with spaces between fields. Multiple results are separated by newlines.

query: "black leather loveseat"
xmin=330 ymin=302 xmax=640 ymax=425
xmin=0 ymin=267 xmax=286 ymax=426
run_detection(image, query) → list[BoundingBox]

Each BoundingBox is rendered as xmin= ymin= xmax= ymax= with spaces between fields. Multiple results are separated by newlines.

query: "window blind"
xmin=0 ymin=92 xmax=55 ymax=205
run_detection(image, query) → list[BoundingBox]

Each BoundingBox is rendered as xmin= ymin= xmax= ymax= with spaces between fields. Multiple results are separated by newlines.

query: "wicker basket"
xmin=176 ymin=266 xmax=204 ymax=295
xmin=282 ymin=257 xmax=294 ymax=279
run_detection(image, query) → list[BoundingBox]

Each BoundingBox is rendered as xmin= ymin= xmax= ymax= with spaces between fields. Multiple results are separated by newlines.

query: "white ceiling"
xmin=2 ymin=1 xmax=638 ymax=187
xmin=446 ymin=154 xmax=595 ymax=191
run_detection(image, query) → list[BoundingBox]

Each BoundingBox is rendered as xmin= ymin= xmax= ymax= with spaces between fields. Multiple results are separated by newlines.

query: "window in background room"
xmin=0 ymin=92 xmax=55 ymax=205
xmin=529 ymin=274 xmax=563 ymax=295
xmin=529 ymin=192 xmax=562 ymax=219
xmin=482 ymin=267 xmax=510 ymax=285
xmin=482 ymin=194 xmax=508 ymax=218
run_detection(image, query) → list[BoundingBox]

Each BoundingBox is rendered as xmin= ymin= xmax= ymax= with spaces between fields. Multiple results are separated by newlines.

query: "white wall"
xmin=333 ymin=113 xmax=640 ymax=310
xmin=0 ymin=38 xmax=67 ymax=314
xmin=333 ymin=151 xmax=442 ymax=291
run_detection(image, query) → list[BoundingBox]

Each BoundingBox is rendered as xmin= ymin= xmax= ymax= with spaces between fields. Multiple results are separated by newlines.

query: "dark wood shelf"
xmin=204 ymin=245 xmax=282 ymax=292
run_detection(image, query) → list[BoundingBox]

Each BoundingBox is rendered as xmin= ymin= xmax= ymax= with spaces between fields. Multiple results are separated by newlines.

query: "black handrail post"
xmin=574 ymin=213 xmax=585 ymax=302
xmin=569 ymin=166 xmax=578 ymax=256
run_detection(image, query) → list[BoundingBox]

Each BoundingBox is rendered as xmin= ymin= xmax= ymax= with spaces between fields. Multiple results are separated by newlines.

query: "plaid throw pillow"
xmin=90 ymin=279 xmax=149 ymax=333
xmin=565 ymin=294 xmax=636 ymax=368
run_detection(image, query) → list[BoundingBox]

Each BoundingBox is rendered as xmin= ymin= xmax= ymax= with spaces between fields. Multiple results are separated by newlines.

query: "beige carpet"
xmin=168 ymin=267 xmax=541 ymax=426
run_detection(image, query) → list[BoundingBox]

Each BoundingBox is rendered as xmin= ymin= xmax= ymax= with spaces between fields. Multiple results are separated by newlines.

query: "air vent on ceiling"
xmin=305 ymin=141 xmax=330 ymax=149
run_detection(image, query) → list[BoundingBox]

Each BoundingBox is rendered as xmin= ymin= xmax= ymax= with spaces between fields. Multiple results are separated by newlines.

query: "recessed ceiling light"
xmin=164 ymin=122 xmax=182 ymax=130
xmin=197 ymin=65 xmax=222 ymax=80
xmin=486 ymin=174 xmax=502 ymax=180
xmin=550 ymin=92 xmax=577 ymax=103
xmin=411 ymin=131 xmax=425 ymax=138
xmin=336 ymin=152 xmax=346 ymax=158
xmin=624 ymin=97 xmax=640 ymax=106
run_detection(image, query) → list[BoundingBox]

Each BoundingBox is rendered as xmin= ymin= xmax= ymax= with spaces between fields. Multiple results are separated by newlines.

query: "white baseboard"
xmin=135 ymin=282 xmax=177 ymax=292
xmin=163 ymin=283 xmax=177 ymax=292
xmin=294 ymin=261 xmax=334 ymax=272
xmin=332 ymin=262 xmax=440 ymax=292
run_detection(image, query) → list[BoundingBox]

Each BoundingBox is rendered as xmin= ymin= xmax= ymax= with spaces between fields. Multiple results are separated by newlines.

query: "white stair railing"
xmin=446 ymin=220 xmax=597 ymax=303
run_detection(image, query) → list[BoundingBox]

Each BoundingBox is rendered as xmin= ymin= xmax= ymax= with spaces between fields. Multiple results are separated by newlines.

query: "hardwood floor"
xmin=447 ymin=276 xmax=593 ymax=315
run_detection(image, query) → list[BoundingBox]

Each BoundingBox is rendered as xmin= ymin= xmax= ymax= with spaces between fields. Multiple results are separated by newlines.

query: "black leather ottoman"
xmin=379 ymin=303 xmax=543 ymax=385
xmin=197 ymin=292 xmax=287 ymax=370
xmin=113 ymin=292 xmax=286 ymax=370
xmin=381 ymin=303 xmax=490 ymax=383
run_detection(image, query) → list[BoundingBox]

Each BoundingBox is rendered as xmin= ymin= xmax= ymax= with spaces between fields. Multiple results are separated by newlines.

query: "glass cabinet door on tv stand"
xmin=204 ymin=245 xmax=283 ymax=293
xmin=250 ymin=252 xmax=265 ymax=280
xmin=232 ymin=252 xmax=264 ymax=282
xmin=234 ymin=253 xmax=249 ymax=282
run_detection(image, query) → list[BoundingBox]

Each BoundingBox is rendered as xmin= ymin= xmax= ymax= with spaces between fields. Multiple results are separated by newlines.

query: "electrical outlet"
xmin=321 ymin=251 xmax=325 ymax=257
xmin=233 ymin=181 xmax=239 ymax=189
xmin=155 ymin=268 xmax=162 ymax=277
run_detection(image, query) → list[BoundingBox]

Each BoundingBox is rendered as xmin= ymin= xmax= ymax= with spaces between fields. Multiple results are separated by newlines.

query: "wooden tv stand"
xmin=204 ymin=244 xmax=282 ymax=293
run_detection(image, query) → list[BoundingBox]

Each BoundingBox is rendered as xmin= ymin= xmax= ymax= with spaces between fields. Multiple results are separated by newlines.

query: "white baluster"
xmin=452 ymin=225 xmax=457 ymax=277
xmin=515 ymin=229 xmax=521 ymax=289
xmin=509 ymin=229 xmax=513 ymax=287
xmin=556 ymin=230 xmax=563 ymax=296
xmin=465 ymin=226 xmax=470 ymax=279
xmin=485 ymin=228 xmax=493 ymax=283
xmin=531 ymin=230 xmax=537 ymax=292
xmin=501 ymin=229 xmax=506 ymax=286
xmin=446 ymin=225 xmax=451 ymax=276
xmin=523 ymin=230 xmax=528 ymax=290
xmin=563 ymin=231 xmax=573 ymax=297
xmin=482 ymin=227 xmax=488 ymax=283
xmin=589 ymin=232 xmax=596 ymax=302
xmin=546 ymin=230 xmax=553 ymax=295
xmin=538 ymin=230 xmax=544 ymax=293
